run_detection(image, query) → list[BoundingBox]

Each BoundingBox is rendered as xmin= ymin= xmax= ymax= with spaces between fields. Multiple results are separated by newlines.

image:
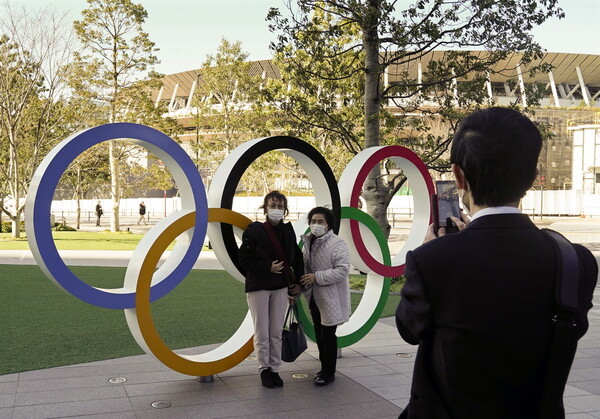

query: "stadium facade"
xmin=153 ymin=52 xmax=600 ymax=197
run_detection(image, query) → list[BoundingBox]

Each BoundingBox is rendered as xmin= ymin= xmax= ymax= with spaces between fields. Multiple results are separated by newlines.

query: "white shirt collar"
xmin=470 ymin=206 xmax=522 ymax=222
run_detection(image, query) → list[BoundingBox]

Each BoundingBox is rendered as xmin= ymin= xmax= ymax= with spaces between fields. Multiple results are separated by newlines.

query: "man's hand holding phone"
xmin=424 ymin=214 xmax=468 ymax=243
xmin=427 ymin=180 xmax=469 ymax=244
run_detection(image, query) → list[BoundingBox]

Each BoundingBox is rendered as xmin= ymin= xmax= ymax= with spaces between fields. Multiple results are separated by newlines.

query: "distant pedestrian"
xmin=95 ymin=201 xmax=103 ymax=226
xmin=137 ymin=201 xmax=147 ymax=225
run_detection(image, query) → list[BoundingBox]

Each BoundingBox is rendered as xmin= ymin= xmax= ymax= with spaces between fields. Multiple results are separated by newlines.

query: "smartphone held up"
xmin=432 ymin=180 xmax=462 ymax=235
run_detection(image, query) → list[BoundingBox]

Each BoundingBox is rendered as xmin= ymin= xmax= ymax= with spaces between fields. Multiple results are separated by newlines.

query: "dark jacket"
xmin=396 ymin=214 xmax=597 ymax=418
xmin=238 ymin=220 xmax=304 ymax=293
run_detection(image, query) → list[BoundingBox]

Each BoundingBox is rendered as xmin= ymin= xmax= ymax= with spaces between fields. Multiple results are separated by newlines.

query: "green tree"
xmin=268 ymin=0 xmax=562 ymax=236
xmin=72 ymin=0 xmax=162 ymax=232
xmin=266 ymin=6 xmax=364 ymax=159
xmin=190 ymin=38 xmax=268 ymax=190
xmin=0 ymin=3 xmax=80 ymax=238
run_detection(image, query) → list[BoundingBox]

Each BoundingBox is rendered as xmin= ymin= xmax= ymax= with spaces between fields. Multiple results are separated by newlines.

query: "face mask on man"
xmin=267 ymin=208 xmax=284 ymax=222
xmin=310 ymin=224 xmax=328 ymax=237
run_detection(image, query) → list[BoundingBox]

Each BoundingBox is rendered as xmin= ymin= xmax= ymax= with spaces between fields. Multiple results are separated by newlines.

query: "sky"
xmin=11 ymin=0 xmax=600 ymax=75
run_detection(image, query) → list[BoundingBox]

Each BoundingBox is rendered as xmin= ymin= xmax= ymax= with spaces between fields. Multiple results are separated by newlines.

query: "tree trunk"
xmin=10 ymin=209 xmax=21 ymax=238
xmin=75 ymin=167 xmax=81 ymax=230
xmin=9 ymin=133 xmax=21 ymax=239
xmin=11 ymin=215 xmax=19 ymax=238
xmin=76 ymin=204 xmax=81 ymax=230
xmin=361 ymin=0 xmax=391 ymax=238
xmin=109 ymin=140 xmax=120 ymax=232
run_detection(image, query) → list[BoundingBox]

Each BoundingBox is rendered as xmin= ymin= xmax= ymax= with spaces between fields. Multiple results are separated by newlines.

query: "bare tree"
xmin=0 ymin=2 xmax=79 ymax=237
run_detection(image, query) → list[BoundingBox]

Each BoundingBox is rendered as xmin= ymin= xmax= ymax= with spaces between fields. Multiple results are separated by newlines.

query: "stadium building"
xmin=153 ymin=52 xmax=600 ymax=213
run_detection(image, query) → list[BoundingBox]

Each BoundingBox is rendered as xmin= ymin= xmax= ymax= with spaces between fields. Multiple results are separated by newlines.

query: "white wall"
xmin=51 ymin=189 xmax=600 ymax=223
xmin=49 ymin=195 xmax=417 ymax=221
xmin=570 ymin=124 xmax=600 ymax=193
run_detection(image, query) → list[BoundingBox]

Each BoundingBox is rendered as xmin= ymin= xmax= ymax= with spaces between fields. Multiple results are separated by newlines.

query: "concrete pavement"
xmin=1 ymin=299 xmax=599 ymax=418
xmin=1 ymin=216 xmax=600 ymax=417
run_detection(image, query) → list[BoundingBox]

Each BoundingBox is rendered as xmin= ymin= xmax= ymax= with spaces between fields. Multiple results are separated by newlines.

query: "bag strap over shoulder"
xmin=262 ymin=221 xmax=285 ymax=260
xmin=543 ymin=229 xmax=580 ymax=311
xmin=263 ymin=221 xmax=296 ymax=283
xmin=540 ymin=229 xmax=581 ymax=418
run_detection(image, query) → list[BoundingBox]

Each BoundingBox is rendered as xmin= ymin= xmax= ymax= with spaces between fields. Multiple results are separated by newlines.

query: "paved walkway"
xmin=1 ymin=301 xmax=599 ymax=418
xmin=1 ymin=216 xmax=600 ymax=417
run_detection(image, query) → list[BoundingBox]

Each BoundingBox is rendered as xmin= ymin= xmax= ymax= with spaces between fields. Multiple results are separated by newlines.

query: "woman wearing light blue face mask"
xmin=299 ymin=206 xmax=351 ymax=386
xmin=238 ymin=191 xmax=304 ymax=388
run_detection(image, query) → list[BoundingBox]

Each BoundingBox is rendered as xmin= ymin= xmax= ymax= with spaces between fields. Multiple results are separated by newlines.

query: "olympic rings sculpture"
xmin=25 ymin=123 xmax=434 ymax=376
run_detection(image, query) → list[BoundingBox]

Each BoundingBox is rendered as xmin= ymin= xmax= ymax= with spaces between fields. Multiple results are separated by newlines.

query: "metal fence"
xmin=50 ymin=209 xmax=416 ymax=228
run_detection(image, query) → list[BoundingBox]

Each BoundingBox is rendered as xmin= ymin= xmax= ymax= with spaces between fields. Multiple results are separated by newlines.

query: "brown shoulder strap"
xmin=262 ymin=221 xmax=295 ymax=283
xmin=262 ymin=221 xmax=287 ymax=263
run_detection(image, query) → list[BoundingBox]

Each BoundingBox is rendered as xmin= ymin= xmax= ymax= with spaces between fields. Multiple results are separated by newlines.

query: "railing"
xmin=50 ymin=209 xmax=417 ymax=228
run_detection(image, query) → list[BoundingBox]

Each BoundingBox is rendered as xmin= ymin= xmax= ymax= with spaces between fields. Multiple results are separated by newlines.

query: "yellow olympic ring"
xmin=125 ymin=208 xmax=254 ymax=376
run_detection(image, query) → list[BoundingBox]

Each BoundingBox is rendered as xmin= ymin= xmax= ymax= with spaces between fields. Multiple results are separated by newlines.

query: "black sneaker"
xmin=260 ymin=369 xmax=274 ymax=388
xmin=271 ymin=371 xmax=283 ymax=387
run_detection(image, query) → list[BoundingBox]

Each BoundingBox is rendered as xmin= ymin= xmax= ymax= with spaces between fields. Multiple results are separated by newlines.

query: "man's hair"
xmin=259 ymin=190 xmax=289 ymax=216
xmin=450 ymin=107 xmax=542 ymax=207
xmin=308 ymin=206 xmax=336 ymax=230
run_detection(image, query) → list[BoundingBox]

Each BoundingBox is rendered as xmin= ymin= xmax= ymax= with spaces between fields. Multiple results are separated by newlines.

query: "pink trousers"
xmin=246 ymin=288 xmax=288 ymax=372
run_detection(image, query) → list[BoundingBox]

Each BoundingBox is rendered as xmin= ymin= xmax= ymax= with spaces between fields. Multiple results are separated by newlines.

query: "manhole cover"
xmin=151 ymin=401 xmax=171 ymax=409
xmin=291 ymin=373 xmax=308 ymax=379
xmin=108 ymin=377 xmax=127 ymax=384
xmin=396 ymin=353 xmax=413 ymax=358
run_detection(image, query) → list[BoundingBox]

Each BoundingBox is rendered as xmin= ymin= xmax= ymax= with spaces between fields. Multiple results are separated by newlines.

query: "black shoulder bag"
xmin=281 ymin=304 xmax=308 ymax=362
xmin=540 ymin=229 xmax=581 ymax=418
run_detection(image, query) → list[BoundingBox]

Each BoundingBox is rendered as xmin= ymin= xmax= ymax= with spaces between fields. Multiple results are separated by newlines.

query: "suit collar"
xmin=470 ymin=206 xmax=521 ymax=221
xmin=466 ymin=213 xmax=537 ymax=230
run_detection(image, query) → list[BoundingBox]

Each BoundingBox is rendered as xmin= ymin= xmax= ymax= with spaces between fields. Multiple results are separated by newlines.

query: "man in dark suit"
xmin=396 ymin=107 xmax=597 ymax=418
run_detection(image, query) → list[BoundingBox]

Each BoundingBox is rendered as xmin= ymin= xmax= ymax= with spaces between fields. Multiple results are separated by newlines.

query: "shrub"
xmin=349 ymin=274 xmax=406 ymax=293
xmin=52 ymin=223 xmax=76 ymax=231
xmin=390 ymin=276 xmax=406 ymax=293
xmin=1 ymin=220 xmax=25 ymax=233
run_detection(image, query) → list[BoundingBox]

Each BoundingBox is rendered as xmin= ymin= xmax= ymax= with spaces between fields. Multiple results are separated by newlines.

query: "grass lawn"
xmin=1 ymin=264 xmax=400 ymax=375
xmin=0 ymin=231 xmax=148 ymax=250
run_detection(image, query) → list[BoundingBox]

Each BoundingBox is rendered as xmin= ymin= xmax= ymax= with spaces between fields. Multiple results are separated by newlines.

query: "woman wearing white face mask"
xmin=299 ymin=206 xmax=351 ymax=386
xmin=238 ymin=191 xmax=304 ymax=388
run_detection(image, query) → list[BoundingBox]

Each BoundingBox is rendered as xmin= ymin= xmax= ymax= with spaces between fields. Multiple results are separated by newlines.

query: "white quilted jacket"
xmin=301 ymin=230 xmax=351 ymax=326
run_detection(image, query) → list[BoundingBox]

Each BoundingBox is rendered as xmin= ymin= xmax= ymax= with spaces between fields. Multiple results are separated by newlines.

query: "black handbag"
xmin=281 ymin=304 xmax=307 ymax=362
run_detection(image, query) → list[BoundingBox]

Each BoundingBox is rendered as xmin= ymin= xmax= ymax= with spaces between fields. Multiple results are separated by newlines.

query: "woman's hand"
xmin=288 ymin=284 xmax=302 ymax=296
xmin=300 ymin=273 xmax=316 ymax=287
xmin=271 ymin=260 xmax=284 ymax=274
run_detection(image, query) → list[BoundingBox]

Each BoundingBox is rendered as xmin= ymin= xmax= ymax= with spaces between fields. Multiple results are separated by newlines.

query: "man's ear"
xmin=452 ymin=163 xmax=468 ymax=191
